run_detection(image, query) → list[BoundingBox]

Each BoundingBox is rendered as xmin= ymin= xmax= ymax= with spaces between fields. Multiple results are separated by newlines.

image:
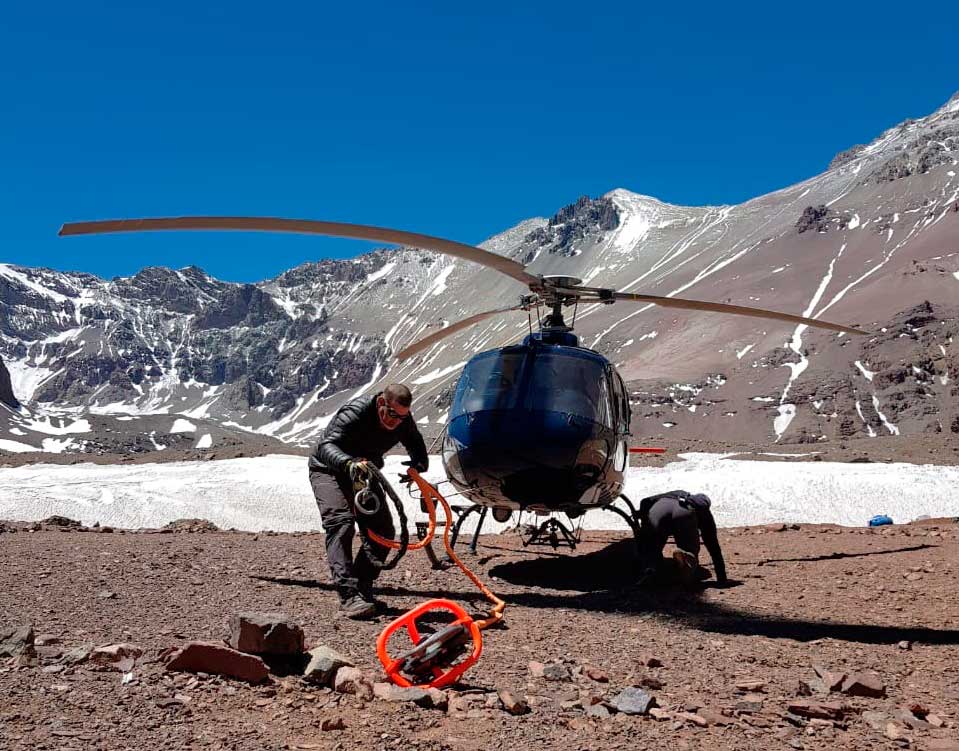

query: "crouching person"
xmin=637 ymin=490 xmax=728 ymax=588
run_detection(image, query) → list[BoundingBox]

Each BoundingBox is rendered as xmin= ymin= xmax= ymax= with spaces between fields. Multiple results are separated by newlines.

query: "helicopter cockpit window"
xmin=450 ymin=351 xmax=525 ymax=417
xmin=526 ymin=353 xmax=612 ymax=428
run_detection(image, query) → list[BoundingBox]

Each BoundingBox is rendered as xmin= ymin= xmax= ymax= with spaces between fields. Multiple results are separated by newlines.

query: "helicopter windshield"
xmin=450 ymin=351 xmax=526 ymax=416
xmin=450 ymin=348 xmax=612 ymax=427
xmin=525 ymin=352 xmax=611 ymax=426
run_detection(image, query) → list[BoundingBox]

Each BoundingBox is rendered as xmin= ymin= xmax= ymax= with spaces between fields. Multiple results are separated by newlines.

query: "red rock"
xmin=227 ymin=612 xmax=304 ymax=656
xmin=164 ymin=641 xmax=268 ymax=684
xmin=528 ymin=661 xmax=545 ymax=678
xmin=583 ymin=665 xmax=609 ymax=683
xmin=90 ymin=643 xmax=143 ymax=672
xmin=734 ymin=679 xmax=766 ymax=692
xmin=841 ymin=672 xmax=886 ymax=698
xmin=641 ymin=653 xmax=663 ymax=668
xmin=926 ymin=740 xmax=959 ymax=751
xmin=497 ymin=690 xmax=530 ymax=715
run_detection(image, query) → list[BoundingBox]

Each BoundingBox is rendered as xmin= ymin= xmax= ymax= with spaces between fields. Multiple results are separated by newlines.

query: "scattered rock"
xmin=862 ymin=710 xmax=891 ymax=731
xmin=735 ymin=695 xmax=764 ymax=713
xmin=163 ymin=518 xmax=220 ymax=533
xmin=333 ymin=666 xmax=374 ymax=701
xmin=698 ymin=708 xmax=731 ymax=726
xmin=583 ymin=665 xmax=609 ymax=683
xmin=0 ymin=624 xmax=35 ymax=658
xmin=841 ymin=672 xmax=886 ymax=698
xmin=60 ymin=644 xmax=94 ymax=665
xmin=89 ymin=643 xmax=144 ymax=672
xmin=372 ymin=682 xmax=446 ymax=709
xmin=303 ymin=646 xmax=353 ymax=686
xmin=640 ymin=653 xmax=663 ymax=668
xmin=320 ymin=716 xmax=346 ymax=731
xmin=498 ymin=690 xmax=531 ymax=715
xmin=926 ymin=740 xmax=959 ymax=751
xmin=542 ymin=663 xmax=570 ymax=681
xmin=611 ymin=687 xmax=656 ymax=715
xmin=787 ymin=700 xmax=848 ymax=721
xmin=528 ymin=661 xmax=545 ymax=678
xmin=649 ymin=708 xmax=672 ymax=721
xmin=41 ymin=515 xmax=82 ymax=528
xmin=884 ymin=722 xmax=907 ymax=740
xmin=894 ymin=707 xmax=930 ymax=730
xmin=677 ymin=711 xmax=709 ymax=728
xmin=97 ymin=590 xmax=117 ymax=600
xmin=734 ymin=679 xmax=766 ymax=692
xmin=227 ymin=612 xmax=305 ymax=656
xmin=927 ymin=714 xmax=945 ymax=728
xmin=813 ymin=664 xmax=846 ymax=692
xmin=164 ymin=641 xmax=269 ymax=684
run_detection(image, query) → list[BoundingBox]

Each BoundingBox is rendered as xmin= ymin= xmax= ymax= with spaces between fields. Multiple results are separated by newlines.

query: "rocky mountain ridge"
xmin=2 ymin=92 xmax=959 ymax=455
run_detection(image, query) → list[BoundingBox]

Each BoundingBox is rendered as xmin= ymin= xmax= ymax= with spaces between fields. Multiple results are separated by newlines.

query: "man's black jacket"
xmin=308 ymin=393 xmax=429 ymax=476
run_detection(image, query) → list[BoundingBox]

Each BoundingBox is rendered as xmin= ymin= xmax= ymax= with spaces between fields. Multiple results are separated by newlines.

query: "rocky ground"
xmin=2 ymin=515 xmax=959 ymax=751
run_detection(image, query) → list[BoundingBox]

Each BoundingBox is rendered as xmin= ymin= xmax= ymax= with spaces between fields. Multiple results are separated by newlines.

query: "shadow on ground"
xmin=254 ymin=538 xmax=959 ymax=647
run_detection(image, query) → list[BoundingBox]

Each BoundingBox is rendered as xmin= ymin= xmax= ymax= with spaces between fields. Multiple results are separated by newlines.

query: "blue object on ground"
xmin=868 ymin=514 xmax=894 ymax=527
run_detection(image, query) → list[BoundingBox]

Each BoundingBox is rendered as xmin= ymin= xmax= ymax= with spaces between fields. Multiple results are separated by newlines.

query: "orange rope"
xmin=366 ymin=469 xmax=505 ymax=629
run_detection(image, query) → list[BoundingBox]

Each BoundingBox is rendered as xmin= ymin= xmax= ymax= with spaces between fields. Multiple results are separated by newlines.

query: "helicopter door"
xmin=609 ymin=369 xmax=630 ymax=471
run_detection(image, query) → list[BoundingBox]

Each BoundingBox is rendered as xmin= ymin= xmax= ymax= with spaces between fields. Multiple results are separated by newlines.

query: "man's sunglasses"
xmin=383 ymin=403 xmax=408 ymax=419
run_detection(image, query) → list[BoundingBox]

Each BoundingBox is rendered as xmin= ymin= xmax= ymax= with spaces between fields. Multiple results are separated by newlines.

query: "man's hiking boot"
xmin=357 ymin=582 xmax=386 ymax=610
xmin=339 ymin=594 xmax=377 ymax=620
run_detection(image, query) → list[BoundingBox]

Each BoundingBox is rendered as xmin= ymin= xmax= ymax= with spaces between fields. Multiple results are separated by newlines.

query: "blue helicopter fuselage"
xmin=441 ymin=331 xmax=631 ymax=513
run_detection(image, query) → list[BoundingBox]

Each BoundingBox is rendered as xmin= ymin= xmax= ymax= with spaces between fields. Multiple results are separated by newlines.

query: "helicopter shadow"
xmin=486 ymin=540 xmax=959 ymax=646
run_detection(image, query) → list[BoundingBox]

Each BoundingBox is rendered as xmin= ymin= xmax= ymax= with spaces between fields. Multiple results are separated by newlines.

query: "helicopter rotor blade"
xmin=59 ymin=216 xmax=542 ymax=288
xmin=394 ymin=305 xmax=526 ymax=362
xmin=608 ymin=291 xmax=867 ymax=336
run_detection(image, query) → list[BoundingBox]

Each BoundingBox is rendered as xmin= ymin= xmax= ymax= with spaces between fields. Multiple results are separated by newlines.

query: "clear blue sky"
xmin=2 ymin=1 xmax=956 ymax=283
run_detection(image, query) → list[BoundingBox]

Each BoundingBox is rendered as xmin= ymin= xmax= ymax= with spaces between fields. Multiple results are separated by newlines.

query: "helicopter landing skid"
xmin=522 ymin=516 xmax=581 ymax=551
xmin=602 ymin=494 xmax=643 ymax=556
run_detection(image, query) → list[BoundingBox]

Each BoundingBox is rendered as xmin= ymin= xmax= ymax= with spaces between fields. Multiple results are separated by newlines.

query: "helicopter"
xmin=60 ymin=216 xmax=866 ymax=550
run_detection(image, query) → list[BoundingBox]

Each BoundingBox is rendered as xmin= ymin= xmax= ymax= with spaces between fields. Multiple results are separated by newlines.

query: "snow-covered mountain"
xmin=3 ymin=92 xmax=959 ymax=454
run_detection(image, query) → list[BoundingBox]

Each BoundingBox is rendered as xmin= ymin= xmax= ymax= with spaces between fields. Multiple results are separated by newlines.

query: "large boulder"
xmin=227 ymin=612 xmax=304 ymax=656
xmin=164 ymin=641 xmax=269 ymax=684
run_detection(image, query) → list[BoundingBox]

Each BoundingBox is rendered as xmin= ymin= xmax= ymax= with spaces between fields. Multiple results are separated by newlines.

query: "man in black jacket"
xmin=309 ymin=383 xmax=429 ymax=618
xmin=636 ymin=490 xmax=728 ymax=588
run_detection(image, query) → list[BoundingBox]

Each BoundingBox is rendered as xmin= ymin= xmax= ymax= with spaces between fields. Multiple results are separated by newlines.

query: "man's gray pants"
xmin=309 ymin=469 xmax=395 ymax=600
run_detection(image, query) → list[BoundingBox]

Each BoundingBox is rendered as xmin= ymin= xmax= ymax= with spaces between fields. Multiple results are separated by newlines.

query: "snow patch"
xmin=170 ymin=419 xmax=197 ymax=433
xmin=854 ymin=361 xmax=875 ymax=381
xmin=412 ymin=361 xmax=466 ymax=386
xmin=2 ymin=452 xmax=957 ymax=532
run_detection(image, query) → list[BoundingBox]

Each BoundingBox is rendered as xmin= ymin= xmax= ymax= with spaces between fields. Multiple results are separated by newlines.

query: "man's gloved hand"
xmin=347 ymin=458 xmax=371 ymax=481
xmin=402 ymin=459 xmax=428 ymax=473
